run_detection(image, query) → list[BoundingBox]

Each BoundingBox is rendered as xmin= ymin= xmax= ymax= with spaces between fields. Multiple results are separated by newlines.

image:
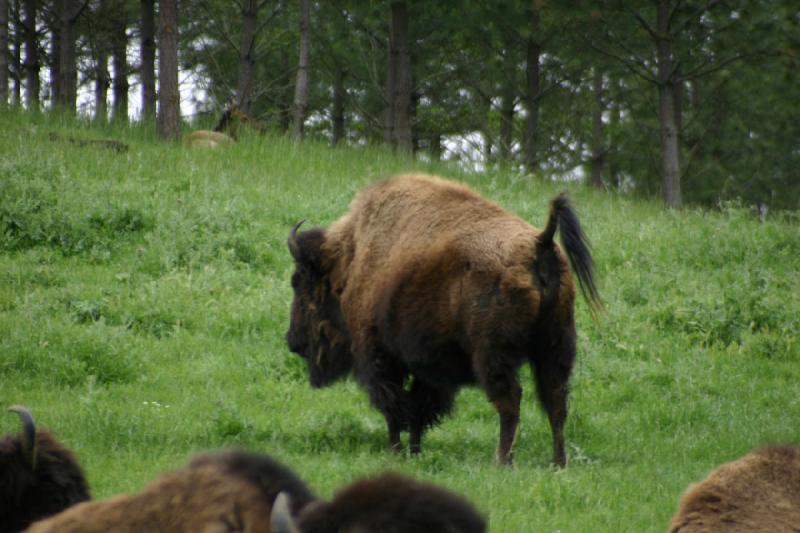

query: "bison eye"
xmin=291 ymin=273 xmax=300 ymax=289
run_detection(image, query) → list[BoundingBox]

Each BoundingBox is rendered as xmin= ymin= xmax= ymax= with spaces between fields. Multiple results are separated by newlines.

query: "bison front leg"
xmin=358 ymin=354 xmax=408 ymax=453
xmin=407 ymin=378 xmax=457 ymax=455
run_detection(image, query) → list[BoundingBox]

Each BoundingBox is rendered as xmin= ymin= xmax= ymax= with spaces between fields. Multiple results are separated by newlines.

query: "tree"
xmin=236 ymin=0 xmax=257 ymax=113
xmin=56 ymin=0 xmax=85 ymax=113
xmin=22 ymin=0 xmax=38 ymax=108
xmin=0 ymin=0 xmax=8 ymax=105
xmin=140 ymin=0 xmax=156 ymax=120
xmin=157 ymin=0 xmax=180 ymax=139
xmin=110 ymin=0 xmax=129 ymax=122
xmin=384 ymin=0 xmax=411 ymax=152
xmin=292 ymin=0 xmax=310 ymax=139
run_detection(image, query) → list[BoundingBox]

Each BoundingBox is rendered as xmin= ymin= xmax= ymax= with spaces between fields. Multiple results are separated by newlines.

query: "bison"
xmin=287 ymin=173 xmax=601 ymax=466
xmin=26 ymin=449 xmax=484 ymax=533
xmin=25 ymin=450 xmax=316 ymax=533
xmin=668 ymin=445 xmax=800 ymax=532
xmin=271 ymin=472 xmax=486 ymax=533
xmin=1 ymin=405 xmax=90 ymax=533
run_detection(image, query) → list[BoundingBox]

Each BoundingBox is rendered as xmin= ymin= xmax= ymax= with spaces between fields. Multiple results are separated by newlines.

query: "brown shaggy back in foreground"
xmin=25 ymin=450 xmax=315 ymax=533
xmin=668 ymin=446 xmax=800 ymax=532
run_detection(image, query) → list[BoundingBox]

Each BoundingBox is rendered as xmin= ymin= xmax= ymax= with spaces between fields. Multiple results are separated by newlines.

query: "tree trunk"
xmin=23 ymin=0 xmax=38 ymax=109
xmin=111 ymin=3 xmax=128 ymax=122
xmin=657 ymin=0 xmax=681 ymax=208
xmin=389 ymin=1 xmax=412 ymax=152
xmin=279 ymin=49 xmax=291 ymax=132
xmin=49 ymin=12 xmax=60 ymax=106
xmin=157 ymin=0 xmax=180 ymax=140
xmin=139 ymin=0 xmax=155 ymax=120
xmin=57 ymin=0 xmax=79 ymax=113
xmin=331 ymin=67 xmax=345 ymax=146
xmin=382 ymin=19 xmax=396 ymax=144
xmin=236 ymin=0 xmax=257 ymax=114
xmin=590 ymin=68 xmax=605 ymax=188
xmin=10 ymin=0 xmax=20 ymax=105
xmin=292 ymin=0 xmax=310 ymax=140
xmin=94 ymin=48 xmax=108 ymax=120
xmin=523 ymin=8 xmax=540 ymax=173
xmin=0 ymin=0 xmax=8 ymax=106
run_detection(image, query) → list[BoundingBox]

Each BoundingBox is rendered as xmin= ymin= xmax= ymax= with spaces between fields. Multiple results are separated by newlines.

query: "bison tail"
xmin=539 ymin=193 xmax=603 ymax=315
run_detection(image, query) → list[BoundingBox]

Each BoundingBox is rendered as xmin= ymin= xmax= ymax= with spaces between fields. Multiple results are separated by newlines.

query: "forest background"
xmin=0 ymin=0 xmax=798 ymax=210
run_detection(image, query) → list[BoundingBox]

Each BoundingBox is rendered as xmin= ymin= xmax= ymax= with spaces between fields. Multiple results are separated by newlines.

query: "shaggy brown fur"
xmin=25 ymin=450 xmax=315 ymax=533
xmin=668 ymin=446 xmax=800 ymax=532
xmin=0 ymin=406 xmax=90 ymax=533
xmin=287 ymin=173 xmax=600 ymax=466
xmin=271 ymin=472 xmax=487 ymax=533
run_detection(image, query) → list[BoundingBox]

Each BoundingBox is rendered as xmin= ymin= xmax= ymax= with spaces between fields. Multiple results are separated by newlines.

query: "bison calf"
xmin=287 ymin=173 xmax=601 ymax=466
xmin=271 ymin=472 xmax=486 ymax=533
xmin=0 ymin=405 xmax=90 ymax=533
xmin=25 ymin=450 xmax=316 ymax=533
xmin=668 ymin=446 xmax=800 ymax=532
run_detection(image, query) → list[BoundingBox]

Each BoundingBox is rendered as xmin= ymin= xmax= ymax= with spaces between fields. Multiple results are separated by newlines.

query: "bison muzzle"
xmin=286 ymin=173 xmax=601 ymax=466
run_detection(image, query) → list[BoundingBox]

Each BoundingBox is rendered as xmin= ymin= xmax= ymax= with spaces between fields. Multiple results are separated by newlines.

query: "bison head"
xmin=287 ymin=222 xmax=352 ymax=388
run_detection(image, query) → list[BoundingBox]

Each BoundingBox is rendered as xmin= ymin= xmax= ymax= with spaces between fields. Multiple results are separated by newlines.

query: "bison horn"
xmin=287 ymin=220 xmax=306 ymax=261
xmin=270 ymin=491 xmax=301 ymax=533
xmin=8 ymin=405 xmax=37 ymax=470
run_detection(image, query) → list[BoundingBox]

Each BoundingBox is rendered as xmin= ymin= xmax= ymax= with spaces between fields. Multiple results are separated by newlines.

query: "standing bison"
xmin=287 ymin=173 xmax=600 ymax=466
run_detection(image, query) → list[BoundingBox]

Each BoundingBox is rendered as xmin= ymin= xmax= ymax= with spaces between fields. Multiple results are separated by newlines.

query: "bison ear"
xmin=287 ymin=222 xmax=328 ymax=272
xmin=270 ymin=492 xmax=301 ymax=533
xmin=8 ymin=405 xmax=37 ymax=470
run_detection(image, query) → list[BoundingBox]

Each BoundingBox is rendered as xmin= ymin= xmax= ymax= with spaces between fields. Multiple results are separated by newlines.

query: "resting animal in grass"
xmin=668 ymin=445 xmax=800 ymax=532
xmin=26 ymin=450 xmax=485 ymax=533
xmin=0 ymin=405 xmax=90 ymax=533
xmin=25 ymin=450 xmax=315 ymax=533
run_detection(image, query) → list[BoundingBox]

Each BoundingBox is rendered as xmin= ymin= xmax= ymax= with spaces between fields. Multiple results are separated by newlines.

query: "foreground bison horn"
xmin=287 ymin=220 xmax=306 ymax=261
xmin=8 ymin=404 xmax=37 ymax=470
xmin=270 ymin=492 xmax=300 ymax=533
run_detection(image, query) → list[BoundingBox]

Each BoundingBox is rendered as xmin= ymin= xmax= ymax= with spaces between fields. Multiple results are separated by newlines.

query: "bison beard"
xmin=286 ymin=173 xmax=601 ymax=466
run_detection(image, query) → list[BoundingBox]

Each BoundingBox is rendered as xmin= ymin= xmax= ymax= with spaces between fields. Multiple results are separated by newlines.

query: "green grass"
xmin=1 ymin=107 xmax=798 ymax=531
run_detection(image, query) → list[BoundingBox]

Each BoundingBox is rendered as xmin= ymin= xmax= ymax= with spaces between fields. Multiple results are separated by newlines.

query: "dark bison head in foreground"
xmin=669 ymin=445 xmax=800 ymax=532
xmin=287 ymin=173 xmax=600 ymax=466
xmin=0 ymin=405 xmax=90 ymax=532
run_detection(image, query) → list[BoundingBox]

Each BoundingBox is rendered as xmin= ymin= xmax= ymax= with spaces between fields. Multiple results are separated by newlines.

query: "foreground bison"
xmin=27 ymin=450 xmax=485 ymax=533
xmin=26 ymin=450 xmax=316 ymax=533
xmin=287 ymin=173 xmax=601 ymax=466
xmin=1 ymin=406 xmax=90 ymax=532
xmin=668 ymin=445 xmax=800 ymax=532
xmin=271 ymin=472 xmax=486 ymax=533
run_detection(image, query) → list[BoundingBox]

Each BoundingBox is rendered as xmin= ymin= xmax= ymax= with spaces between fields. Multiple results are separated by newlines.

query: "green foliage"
xmin=0 ymin=109 xmax=798 ymax=531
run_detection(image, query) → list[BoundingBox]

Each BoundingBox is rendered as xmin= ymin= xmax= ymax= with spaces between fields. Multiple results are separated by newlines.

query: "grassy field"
xmin=1 ymin=108 xmax=798 ymax=531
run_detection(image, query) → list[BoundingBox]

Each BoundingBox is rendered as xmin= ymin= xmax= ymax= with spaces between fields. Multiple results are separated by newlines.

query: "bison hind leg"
xmin=530 ymin=332 xmax=576 ymax=467
xmin=407 ymin=377 xmax=457 ymax=454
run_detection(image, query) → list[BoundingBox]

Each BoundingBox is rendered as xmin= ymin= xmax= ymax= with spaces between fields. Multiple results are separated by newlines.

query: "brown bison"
xmin=25 ymin=450 xmax=316 ymax=533
xmin=271 ymin=472 xmax=486 ymax=533
xmin=26 ymin=450 xmax=484 ymax=533
xmin=668 ymin=445 xmax=800 ymax=532
xmin=287 ymin=173 xmax=601 ymax=466
xmin=1 ymin=405 xmax=90 ymax=533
